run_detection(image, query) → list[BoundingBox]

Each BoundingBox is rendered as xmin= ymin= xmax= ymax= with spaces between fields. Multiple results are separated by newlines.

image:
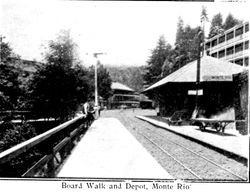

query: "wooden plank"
xmin=0 ymin=115 xmax=85 ymax=164
xmin=192 ymin=118 xmax=235 ymax=123
xmin=22 ymin=154 xmax=52 ymax=177
xmin=53 ymin=137 xmax=70 ymax=153
xmin=70 ymin=128 xmax=81 ymax=139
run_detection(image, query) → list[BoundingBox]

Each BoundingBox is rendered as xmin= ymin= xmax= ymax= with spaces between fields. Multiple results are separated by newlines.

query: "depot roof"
xmin=111 ymin=82 xmax=134 ymax=91
xmin=144 ymin=55 xmax=245 ymax=92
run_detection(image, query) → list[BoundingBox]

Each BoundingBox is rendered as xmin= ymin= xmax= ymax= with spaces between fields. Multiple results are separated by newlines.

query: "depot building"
xmin=143 ymin=55 xmax=248 ymax=134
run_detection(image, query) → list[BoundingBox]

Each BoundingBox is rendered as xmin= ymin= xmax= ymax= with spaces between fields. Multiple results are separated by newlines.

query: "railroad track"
xmin=118 ymin=111 xmax=248 ymax=181
xmin=138 ymin=128 xmax=247 ymax=181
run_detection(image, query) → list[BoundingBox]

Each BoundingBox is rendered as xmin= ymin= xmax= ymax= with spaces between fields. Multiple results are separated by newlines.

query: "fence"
xmin=0 ymin=115 xmax=88 ymax=177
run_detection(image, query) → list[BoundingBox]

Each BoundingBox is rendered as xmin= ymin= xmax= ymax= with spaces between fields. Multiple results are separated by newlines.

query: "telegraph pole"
xmin=93 ymin=52 xmax=105 ymax=118
xmin=193 ymin=19 xmax=205 ymax=118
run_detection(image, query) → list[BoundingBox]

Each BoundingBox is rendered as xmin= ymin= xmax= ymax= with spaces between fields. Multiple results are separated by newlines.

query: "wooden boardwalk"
xmin=57 ymin=118 xmax=172 ymax=179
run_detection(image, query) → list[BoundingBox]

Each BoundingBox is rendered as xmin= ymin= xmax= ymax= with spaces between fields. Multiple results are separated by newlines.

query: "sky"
xmin=1 ymin=0 xmax=249 ymax=66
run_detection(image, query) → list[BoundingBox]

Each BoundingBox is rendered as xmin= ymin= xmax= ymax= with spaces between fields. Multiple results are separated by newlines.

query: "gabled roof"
xmin=144 ymin=55 xmax=245 ymax=92
xmin=111 ymin=82 xmax=134 ymax=91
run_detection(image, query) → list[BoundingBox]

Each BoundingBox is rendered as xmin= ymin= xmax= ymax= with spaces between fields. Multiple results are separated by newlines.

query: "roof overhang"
xmin=144 ymin=55 xmax=245 ymax=92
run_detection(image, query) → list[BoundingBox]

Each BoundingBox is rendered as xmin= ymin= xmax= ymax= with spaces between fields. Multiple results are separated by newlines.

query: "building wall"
xmin=154 ymin=83 xmax=197 ymax=117
xmin=205 ymin=22 xmax=249 ymax=66
xmin=108 ymin=89 xmax=139 ymax=109
xmin=154 ymin=82 xmax=235 ymax=120
xmin=205 ymin=23 xmax=249 ymax=135
xmin=233 ymin=71 xmax=249 ymax=135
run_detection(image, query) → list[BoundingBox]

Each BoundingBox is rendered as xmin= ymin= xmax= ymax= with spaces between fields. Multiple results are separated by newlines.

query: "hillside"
xmin=106 ymin=65 xmax=145 ymax=92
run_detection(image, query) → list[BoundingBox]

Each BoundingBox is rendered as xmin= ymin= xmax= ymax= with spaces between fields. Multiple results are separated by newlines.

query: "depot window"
xmin=226 ymin=46 xmax=234 ymax=56
xmin=245 ymin=40 xmax=249 ymax=50
xmin=219 ymin=35 xmax=225 ymax=44
xmin=211 ymin=39 xmax=217 ymax=47
xmin=226 ymin=31 xmax=234 ymax=41
xmin=235 ymin=26 xmax=244 ymax=37
xmin=245 ymin=23 xmax=249 ymax=33
xmin=234 ymin=58 xmax=243 ymax=66
xmin=211 ymin=52 xmax=218 ymax=58
xmin=218 ymin=50 xmax=225 ymax=58
xmin=235 ymin=43 xmax=243 ymax=53
xmin=244 ymin=57 xmax=249 ymax=66
xmin=205 ymin=42 xmax=210 ymax=49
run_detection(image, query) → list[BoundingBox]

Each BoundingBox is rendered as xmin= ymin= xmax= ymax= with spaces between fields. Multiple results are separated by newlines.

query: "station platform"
xmin=57 ymin=118 xmax=172 ymax=179
xmin=136 ymin=115 xmax=249 ymax=160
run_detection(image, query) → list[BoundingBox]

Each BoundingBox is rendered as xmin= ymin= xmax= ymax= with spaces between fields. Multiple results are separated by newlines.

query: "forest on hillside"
xmin=106 ymin=65 xmax=145 ymax=92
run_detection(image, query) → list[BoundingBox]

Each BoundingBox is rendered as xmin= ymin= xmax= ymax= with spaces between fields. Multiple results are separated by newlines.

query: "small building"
xmin=205 ymin=21 xmax=249 ymax=66
xmin=144 ymin=55 xmax=247 ymax=133
xmin=233 ymin=70 xmax=248 ymax=135
xmin=139 ymin=94 xmax=153 ymax=109
xmin=108 ymin=82 xmax=139 ymax=109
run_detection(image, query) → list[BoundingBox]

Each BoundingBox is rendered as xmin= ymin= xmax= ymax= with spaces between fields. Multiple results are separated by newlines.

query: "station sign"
xmin=188 ymin=89 xmax=203 ymax=96
xmin=202 ymin=75 xmax=232 ymax=81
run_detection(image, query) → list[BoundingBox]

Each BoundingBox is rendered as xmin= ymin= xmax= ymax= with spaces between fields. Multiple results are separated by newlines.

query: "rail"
xmin=0 ymin=114 xmax=88 ymax=177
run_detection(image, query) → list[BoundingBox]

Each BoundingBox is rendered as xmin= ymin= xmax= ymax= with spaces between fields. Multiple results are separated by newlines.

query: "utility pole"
xmin=193 ymin=27 xmax=204 ymax=118
xmin=192 ymin=7 xmax=207 ymax=118
xmin=93 ymin=52 xmax=105 ymax=118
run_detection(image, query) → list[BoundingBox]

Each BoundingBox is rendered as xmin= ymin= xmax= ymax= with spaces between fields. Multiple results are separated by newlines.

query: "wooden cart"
xmin=167 ymin=110 xmax=191 ymax=125
xmin=191 ymin=118 xmax=235 ymax=133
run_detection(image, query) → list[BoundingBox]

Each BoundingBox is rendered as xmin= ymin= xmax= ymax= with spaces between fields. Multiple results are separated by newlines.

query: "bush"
xmin=0 ymin=121 xmax=37 ymax=152
xmin=0 ymin=121 xmax=41 ymax=176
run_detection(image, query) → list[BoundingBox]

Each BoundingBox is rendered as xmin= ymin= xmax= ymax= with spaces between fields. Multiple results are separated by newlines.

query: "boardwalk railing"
xmin=0 ymin=115 xmax=88 ymax=177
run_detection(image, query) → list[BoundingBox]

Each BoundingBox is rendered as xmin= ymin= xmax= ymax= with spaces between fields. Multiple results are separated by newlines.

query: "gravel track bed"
xmin=142 ymin=130 xmax=242 ymax=180
xmin=141 ymin=118 xmax=248 ymax=180
xmin=101 ymin=109 xmax=248 ymax=181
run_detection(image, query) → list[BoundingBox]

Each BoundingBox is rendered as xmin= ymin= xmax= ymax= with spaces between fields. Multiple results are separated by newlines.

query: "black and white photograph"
xmin=0 ymin=0 xmax=249 ymax=192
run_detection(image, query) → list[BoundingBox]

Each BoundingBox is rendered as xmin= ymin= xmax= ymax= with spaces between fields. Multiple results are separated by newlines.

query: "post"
xmin=95 ymin=58 xmax=98 ymax=109
xmin=93 ymin=53 xmax=105 ymax=118
xmin=193 ymin=29 xmax=203 ymax=118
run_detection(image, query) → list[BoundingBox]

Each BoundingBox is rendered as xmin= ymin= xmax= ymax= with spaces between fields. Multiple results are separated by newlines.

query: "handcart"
xmin=191 ymin=118 xmax=236 ymax=133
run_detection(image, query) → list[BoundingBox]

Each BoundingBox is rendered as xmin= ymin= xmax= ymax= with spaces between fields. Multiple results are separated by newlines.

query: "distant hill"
xmin=106 ymin=65 xmax=145 ymax=92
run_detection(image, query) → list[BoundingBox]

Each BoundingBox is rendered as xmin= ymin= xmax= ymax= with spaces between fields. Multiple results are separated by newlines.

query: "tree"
xmin=44 ymin=30 xmax=78 ymax=69
xmin=97 ymin=64 xmax=112 ymax=100
xmin=174 ymin=7 xmax=206 ymax=67
xmin=87 ymin=63 xmax=112 ymax=101
xmin=73 ymin=64 xmax=92 ymax=102
xmin=0 ymin=36 xmax=13 ymax=61
xmin=161 ymin=57 xmax=174 ymax=77
xmin=175 ymin=24 xmax=200 ymax=68
xmin=0 ymin=36 xmax=21 ymax=110
xmin=223 ymin=13 xmax=241 ymax=31
xmin=106 ymin=65 xmax=144 ymax=92
xmin=29 ymin=30 xmax=89 ymax=120
xmin=144 ymin=35 xmax=172 ymax=86
xmin=200 ymin=6 xmax=208 ymax=23
xmin=208 ymin=13 xmax=224 ymax=38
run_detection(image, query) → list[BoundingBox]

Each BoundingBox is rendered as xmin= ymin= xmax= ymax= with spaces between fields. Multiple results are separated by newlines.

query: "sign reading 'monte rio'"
xmin=202 ymin=75 xmax=232 ymax=81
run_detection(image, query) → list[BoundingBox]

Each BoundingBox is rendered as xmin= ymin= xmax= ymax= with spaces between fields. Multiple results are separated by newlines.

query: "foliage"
xmin=29 ymin=30 xmax=89 ymax=121
xmin=144 ymin=36 xmax=172 ymax=86
xmin=0 ymin=120 xmax=41 ymax=176
xmin=175 ymin=17 xmax=185 ymax=44
xmin=44 ymin=30 xmax=78 ymax=69
xmin=208 ymin=13 xmax=224 ymax=38
xmin=144 ymin=13 xmax=205 ymax=89
xmin=223 ymin=13 xmax=241 ymax=31
xmin=0 ymin=121 xmax=37 ymax=152
xmin=73 ymin=64 xmax=92 ymax=102
xmin=87 ymin=63 xmax=112 ymax=100
xmin=208 ymin=13 xmax=241 ymax=38
xmin=175 ymin=24 xmax=201 ymax=66
xmin=200 ymin=6 xmax=209 ymax=23
xmin=106 ymin=65 xmax=144 ymax=92
xmin=0 ymin=37 xmax=22 ymax=110
xmin=161 ymin=58 xmax=174 ymax=77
